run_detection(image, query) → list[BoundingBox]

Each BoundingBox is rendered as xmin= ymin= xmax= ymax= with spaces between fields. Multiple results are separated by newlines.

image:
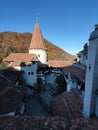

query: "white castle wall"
xmin=14 ymin=62 xmax=38 ymax=86
xmin=83 ymin=34 xmax=98 ymax=117
xmin=29 ymin=49 xmax=47 ymax=64
xmin=79 ymin=54 xmax=88 ymax=66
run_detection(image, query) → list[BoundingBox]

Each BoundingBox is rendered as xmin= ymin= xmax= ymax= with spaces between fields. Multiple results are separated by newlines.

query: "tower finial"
xmin=36 ymin=13 xmax=39 ymax=22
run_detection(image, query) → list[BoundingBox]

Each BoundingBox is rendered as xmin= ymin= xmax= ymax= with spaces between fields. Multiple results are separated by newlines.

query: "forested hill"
xmin=0 ymin=32 xmax=75 ymax=62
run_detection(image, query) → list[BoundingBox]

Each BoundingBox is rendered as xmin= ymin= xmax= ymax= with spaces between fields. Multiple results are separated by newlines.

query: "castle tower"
xmin=83 ymin=24 xmax=98 ymax=117
xmin=29 ymin=21 xmax=47 ymax=64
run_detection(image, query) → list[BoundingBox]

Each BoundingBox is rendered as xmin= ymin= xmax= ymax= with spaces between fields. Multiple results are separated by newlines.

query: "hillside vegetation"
xmin=0 ymin=32 xmax=75 ymax=62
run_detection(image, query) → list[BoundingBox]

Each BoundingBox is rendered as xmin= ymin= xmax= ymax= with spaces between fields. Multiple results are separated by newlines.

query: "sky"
xmin=0 ymin=0 xmax=98 ymax=55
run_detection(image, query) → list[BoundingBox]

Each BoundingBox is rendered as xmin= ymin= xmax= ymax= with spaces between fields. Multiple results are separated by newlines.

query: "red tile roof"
xmin=51 ymin=90 xmax=83 ymax=118
xmin=0 ymin=87 xmax=23 ymax=115
xmin=0 ymin=108 xmax=98 ymax=129
xmin=0 ymin=116 xmax=98 ymax=130
xmin=3 ymin=53 xmax=38 ymax=66
xmin=0 ymin=90 xmax=98 ymax=129
xmin=0 ymin=75 xmax=25 ymax=115
xmin=61 ymin=65 xmax=85 ymax=83
xmin=0 ymin=67 xmax=21 ymax=84
xmin=29 ymin=22 xmax=47 ymax=50
xmin=77 ymin=50 xmax=84 ymax=56
xmin=48 ymin=60 xmax=74 ymax=68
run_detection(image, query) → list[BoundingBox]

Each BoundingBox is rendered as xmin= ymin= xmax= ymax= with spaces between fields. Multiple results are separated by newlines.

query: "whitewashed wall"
xmin=29 ymin=49 xmax=47 ymax=64
xmin=79 ymin=54 xmax=88 ymax=66
xmin=84 ymin=38 xmax=98 ymax=117
xmin=14 ymin=62 xmax=38 ymax=86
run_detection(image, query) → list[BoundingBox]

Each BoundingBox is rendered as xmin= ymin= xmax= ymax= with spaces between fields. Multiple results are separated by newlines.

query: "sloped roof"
xmin=77 ymin=50 xmax=84 ymax=56
xmin=0 ymin=75 xmax=24 ymax=115
xmin=0 ymin=90 xmax=98 ymax=129
xmin=0 ymin=67 xmax=21 ymax=84
xmin=61 ymin=64 xmax=85 ymax=83
xmin=3 ymin=53 xmax=38 ymax=66
xmin=51 ymin=90 xmax=83 ymax=118
xmin=48 ymin=60 xmax=74 ymax=68
xmin=29 ymin=22 xmax=47 ymax=50
xmin=0 ymin=116 xmax=98 ymax=130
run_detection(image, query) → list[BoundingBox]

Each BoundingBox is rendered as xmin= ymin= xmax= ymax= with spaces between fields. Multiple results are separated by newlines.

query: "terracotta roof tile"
xmin=0 ymin=75 xmax=25 ymax=115
xmin=0 ymin=67 xmax=21 ymax=84
xmin=0 ymin=88 xmax=23 ymax=114
xmin=51 ymin=90 xmax=83 ymax=118
xmin=3 ymin=53 xmax=38 ymax=66
xmin=77 ymin=50 xmax=84 ymax=55
xmin=51 ymin=94 xmax=70 ymax=117
xmin=48 ymin=60 xmax=74 ymax=68
xmin=0 ymin=116 xmax=98 ymax=129
xmin=29 ymin=22 xmax=47 ymax=50
xmin=61 ymin=65 xmax=85 ymax=83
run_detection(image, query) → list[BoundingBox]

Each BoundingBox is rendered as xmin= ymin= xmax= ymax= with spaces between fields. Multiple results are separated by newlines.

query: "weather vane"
xmin=36 ymin=13 xmax=39 ymax=22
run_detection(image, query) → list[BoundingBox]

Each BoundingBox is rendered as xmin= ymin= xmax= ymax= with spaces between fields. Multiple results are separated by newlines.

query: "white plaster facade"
xmin=83 ymin=25 xmax=98 ymax=117
xmin=78 ymin=54 xmax=88 ymax=66
xmin=14 ymin=62 xmax=38 ymax=86
xmin=77 ymin=43 xmax=88 ymax=66
xmin=29 ymin=49 xmax=47 ymax=64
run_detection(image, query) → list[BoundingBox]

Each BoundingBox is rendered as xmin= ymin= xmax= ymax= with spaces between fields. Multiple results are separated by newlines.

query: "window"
xmin=28 ymin=72 xmax=34 ymax=75
xmin=89 ymin=64 xmax=91 ymax=71
xmin=32 ymin=72 xmax=34 ymax=75
xmin=28 ymin=72 xmax=30 ymax=75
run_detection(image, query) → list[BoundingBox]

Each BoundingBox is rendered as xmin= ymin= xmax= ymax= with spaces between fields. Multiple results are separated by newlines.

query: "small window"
xmin=89 ymin=64 xmax=91 ymax=71
xmin=28 ymin=72 xmax=30 ymax=75
xmin=86 ymin=55 xmax=88 ymax=60
xmin=32 ymin=72 xmax=34 ymax=75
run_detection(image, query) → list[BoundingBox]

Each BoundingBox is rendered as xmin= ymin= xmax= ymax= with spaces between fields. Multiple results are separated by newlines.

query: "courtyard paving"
xmin=24 ymin=72 xmax=59 ymax=117
xmin=24 ymin=95 xmax=49 ymax=116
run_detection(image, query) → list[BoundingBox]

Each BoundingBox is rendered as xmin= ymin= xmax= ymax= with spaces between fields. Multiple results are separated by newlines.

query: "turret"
xmin=29 ymin=21 xmax=47 ymax=64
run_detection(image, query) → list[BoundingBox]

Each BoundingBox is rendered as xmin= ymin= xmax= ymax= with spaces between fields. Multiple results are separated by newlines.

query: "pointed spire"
xmin=29 ymin=21 xmax=46 ymax=50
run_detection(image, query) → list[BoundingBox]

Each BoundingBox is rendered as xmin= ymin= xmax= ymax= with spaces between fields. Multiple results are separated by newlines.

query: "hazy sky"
xmin=0 ymin=0 xmax=98 ymax=54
